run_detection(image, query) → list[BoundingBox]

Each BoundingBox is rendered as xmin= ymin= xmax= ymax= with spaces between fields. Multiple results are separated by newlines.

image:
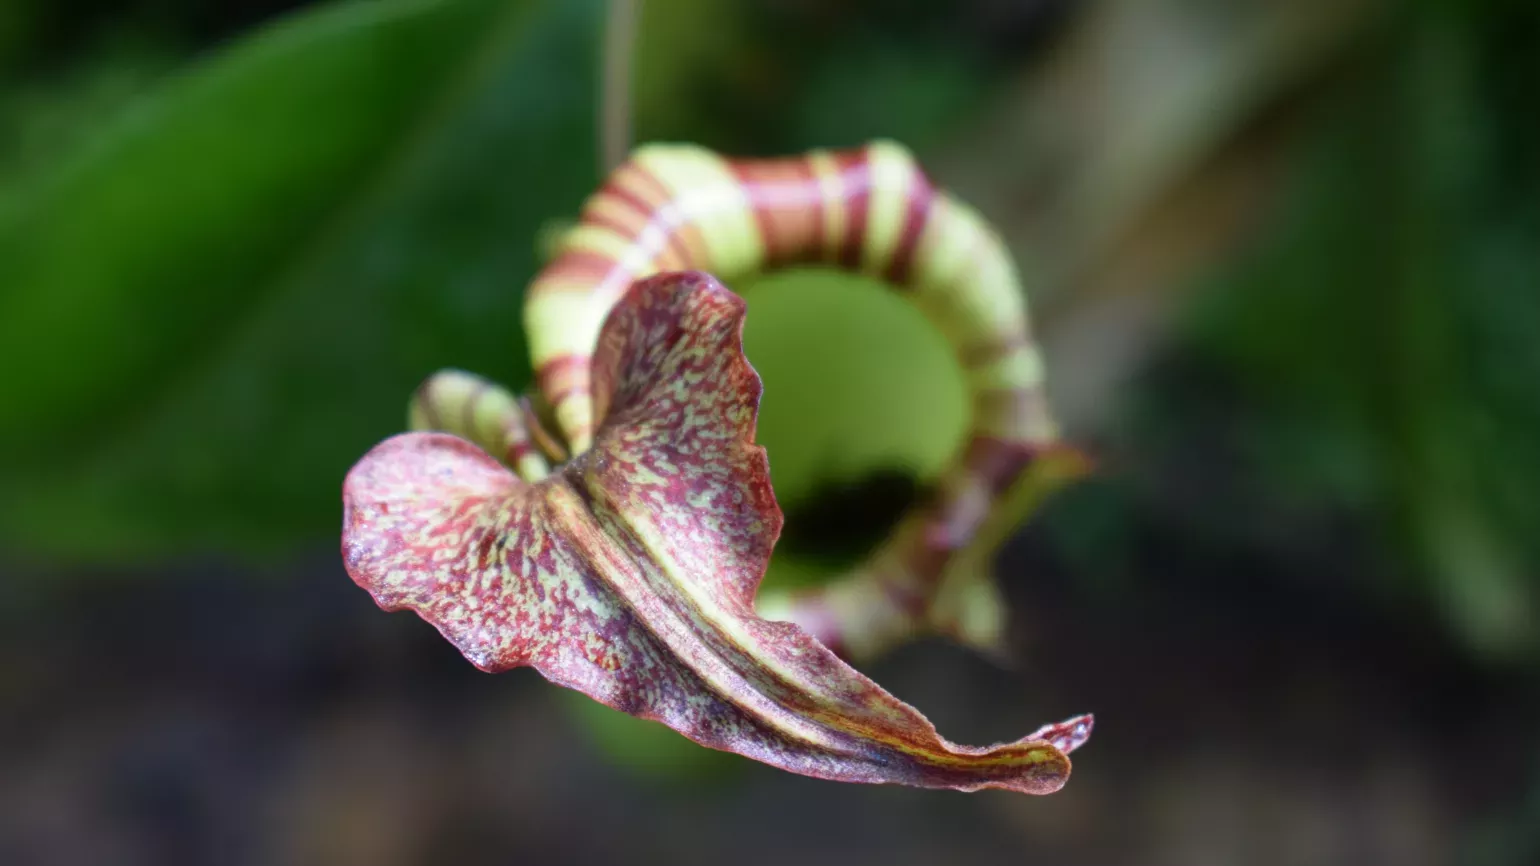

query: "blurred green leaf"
xmin=0 ymin=0 xmax=604 ymax=558
xmin=0 ymin=2 xmax=35 ymax=75
xmin=1184 ymin=1 xmax=1540 ymax=660
xmin=0 ymin=43 xmax=176 ymax=205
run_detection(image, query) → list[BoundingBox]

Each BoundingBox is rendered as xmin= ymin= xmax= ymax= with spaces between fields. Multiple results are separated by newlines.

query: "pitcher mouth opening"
xmin=772 ymin=466 xmax=927 ymax=574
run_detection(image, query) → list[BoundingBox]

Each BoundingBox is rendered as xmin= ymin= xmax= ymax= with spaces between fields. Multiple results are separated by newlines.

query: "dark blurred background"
xmin=2 ymin=0 xmax=1538 ymax=864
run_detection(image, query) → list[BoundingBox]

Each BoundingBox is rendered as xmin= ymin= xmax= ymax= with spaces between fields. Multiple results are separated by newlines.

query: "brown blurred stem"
xmin=600 ymin=0 xmax=640 ymax=174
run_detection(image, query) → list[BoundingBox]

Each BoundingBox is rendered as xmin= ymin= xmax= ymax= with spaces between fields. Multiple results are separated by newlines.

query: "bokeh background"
xmin=2 ymin=0 xmax=1538 ymax=864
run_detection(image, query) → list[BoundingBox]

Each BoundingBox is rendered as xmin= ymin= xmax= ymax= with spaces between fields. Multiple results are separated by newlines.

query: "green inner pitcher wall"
xmin=738 ymin=268 xmax=970 ymax=518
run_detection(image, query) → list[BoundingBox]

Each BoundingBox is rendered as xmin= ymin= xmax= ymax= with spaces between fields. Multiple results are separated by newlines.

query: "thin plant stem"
xmin=600 ymin=0 xmax=641 ymax=175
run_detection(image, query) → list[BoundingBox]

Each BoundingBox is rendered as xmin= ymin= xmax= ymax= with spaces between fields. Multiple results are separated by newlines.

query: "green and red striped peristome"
xmin=342 ymin=143 xmax=1091 ymax=793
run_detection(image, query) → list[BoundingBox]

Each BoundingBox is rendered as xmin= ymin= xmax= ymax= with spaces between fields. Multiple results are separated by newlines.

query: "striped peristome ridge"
xmin=525 ymin=140 xmax=1054 ymax=543
xmin=408 ymin=370 xmax=550 ymax=482
xmin=527 ymin=140 xmax=1048 ymax=455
